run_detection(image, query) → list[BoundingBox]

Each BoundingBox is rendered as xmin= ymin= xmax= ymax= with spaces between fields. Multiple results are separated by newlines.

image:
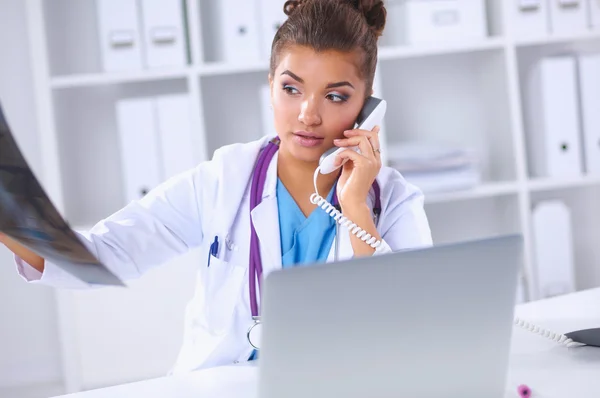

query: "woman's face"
xmin=269 ymin=45 xmax=368 ymax=164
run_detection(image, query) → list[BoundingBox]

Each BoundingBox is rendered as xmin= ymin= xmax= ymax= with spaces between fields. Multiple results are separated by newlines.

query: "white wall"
xmin=0 ymin=0 xmax=63 ymax=392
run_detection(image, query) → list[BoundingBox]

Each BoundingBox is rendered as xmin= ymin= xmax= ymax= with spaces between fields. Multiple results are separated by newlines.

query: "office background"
xmin=0 ymin=0 xmax=599 ymax=397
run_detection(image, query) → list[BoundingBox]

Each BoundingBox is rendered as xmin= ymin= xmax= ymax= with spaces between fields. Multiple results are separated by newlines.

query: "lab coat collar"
xmin=250 ymin=149 xmax=282 ymax=278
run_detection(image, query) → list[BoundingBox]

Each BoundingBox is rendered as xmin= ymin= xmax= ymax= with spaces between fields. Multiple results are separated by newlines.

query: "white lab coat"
xmin=15 ymin=135 xmax=432 ymax=374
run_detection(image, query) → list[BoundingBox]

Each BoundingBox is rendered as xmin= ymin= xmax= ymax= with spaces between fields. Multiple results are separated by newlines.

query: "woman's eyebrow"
xmin=326 ymin=81 xmax=354 ymax=89
xmin=281 ymin=70 xmax=304 ymax=83
xmin=280 ymin=70 xmax=355 ymax=90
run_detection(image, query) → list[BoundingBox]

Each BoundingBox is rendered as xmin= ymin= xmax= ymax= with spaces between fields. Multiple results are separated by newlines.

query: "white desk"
xmin=54 ymin=288 xmax=600 ymax=398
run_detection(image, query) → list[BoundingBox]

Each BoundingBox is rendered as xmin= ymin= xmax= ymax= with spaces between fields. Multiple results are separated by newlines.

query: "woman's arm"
xmin=5 ymin=164 xmax=206 ymax=288
xmin=0 ymin=233 xmax=45 ymax=272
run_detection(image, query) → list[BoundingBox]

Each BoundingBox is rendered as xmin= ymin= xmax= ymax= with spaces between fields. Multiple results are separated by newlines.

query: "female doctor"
xmin=0 ymin=0 xmax=431 ymax=375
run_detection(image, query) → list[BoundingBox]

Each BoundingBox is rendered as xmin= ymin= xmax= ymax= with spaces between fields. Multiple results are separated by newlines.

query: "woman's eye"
xmin=327 ymin=93 xmax=348 ymax=103
xmin=283 ymin=85 xmax=299 ymax=95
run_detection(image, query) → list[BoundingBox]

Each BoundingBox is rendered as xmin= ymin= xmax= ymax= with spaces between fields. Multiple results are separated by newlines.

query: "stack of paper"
xmin=387 ymin=142 xmax=481 ymax=193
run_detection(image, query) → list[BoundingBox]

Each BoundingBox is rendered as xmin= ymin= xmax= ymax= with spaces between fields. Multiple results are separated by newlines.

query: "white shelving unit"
xmin=22 ymin=0 xmax=600 ymax=394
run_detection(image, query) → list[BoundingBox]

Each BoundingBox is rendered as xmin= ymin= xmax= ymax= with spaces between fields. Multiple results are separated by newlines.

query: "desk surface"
xmin=55 ymin=288 xmax=600 ymax=398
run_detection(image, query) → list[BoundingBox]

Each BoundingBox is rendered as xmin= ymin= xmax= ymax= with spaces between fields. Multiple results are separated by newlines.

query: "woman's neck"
xmin=277 ymin=145 xmax=338 ymax=215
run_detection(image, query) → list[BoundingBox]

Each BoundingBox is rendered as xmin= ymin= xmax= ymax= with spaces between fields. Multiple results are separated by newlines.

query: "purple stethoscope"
xmin=246 ymin=137 xmax=381 ymax=350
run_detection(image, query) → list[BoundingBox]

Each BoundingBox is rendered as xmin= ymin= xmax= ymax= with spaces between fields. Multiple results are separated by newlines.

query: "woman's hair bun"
xmin=351 ymin=0 xmax=386 ymax=38
xmin=283 ymin=0 xmax=303 ymax=16
xmin=283 ymin=0 xmax=386 ymax=37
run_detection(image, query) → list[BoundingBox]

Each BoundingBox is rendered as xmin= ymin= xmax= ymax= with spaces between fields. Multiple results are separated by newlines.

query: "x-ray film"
xmin=0 ymin=103 xmax=124 ymax=286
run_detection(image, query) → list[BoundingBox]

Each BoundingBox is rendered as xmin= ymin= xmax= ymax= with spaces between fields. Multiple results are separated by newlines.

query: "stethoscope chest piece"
xmin=247 ymin=316 xmax=262 ymax=350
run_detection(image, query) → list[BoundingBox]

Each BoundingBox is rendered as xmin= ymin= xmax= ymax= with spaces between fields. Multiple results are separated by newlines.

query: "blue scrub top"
xmin=277 ymin=178 xmax=337 ymax=267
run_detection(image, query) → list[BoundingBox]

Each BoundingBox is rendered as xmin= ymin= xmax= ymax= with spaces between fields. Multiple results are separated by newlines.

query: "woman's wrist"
xmin=339 ymin=200 xmax=370 ymax=218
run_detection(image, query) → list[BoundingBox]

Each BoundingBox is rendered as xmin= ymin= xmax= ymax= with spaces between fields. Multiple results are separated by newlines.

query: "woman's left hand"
xmin=333 ymin=125 xmax=382 ymax=210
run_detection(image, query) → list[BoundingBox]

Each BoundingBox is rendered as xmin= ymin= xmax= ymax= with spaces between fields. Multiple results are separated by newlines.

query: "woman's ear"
xmin=268 ymin=74 xmax=274 ymax=109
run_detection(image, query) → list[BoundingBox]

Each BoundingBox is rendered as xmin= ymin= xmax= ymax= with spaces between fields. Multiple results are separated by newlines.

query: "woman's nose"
xmin=298 ymin=98 xmax=321 ymax=126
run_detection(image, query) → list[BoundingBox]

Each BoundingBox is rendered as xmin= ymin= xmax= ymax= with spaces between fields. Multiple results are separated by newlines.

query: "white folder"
xmin=115 ymin=98 xmax=163 ymax=203
xmin=589 ymin=0 xmax=600 ymax=29
xmin=209 ymin=0 xmax=261 ymax=63
xmin=96 ymin=0 xmax=144 ymax=72
xmin=257 ymin=0 xmax=287 ymax=61
xmin=139 ymin=0 xmax=187 ymax=68
xmin=155 ymin=94 xmax=197 ymax=179
xmin=259 ymin=84 xmax=277 ymax=139
xmin=577 ymin=54 xmax=600 ymax=175
xmin=532 ymin=200 xmax=576 ymax=298
xmin=510 ymin=0 xmax=550 ymax=39
xmin=548 ymin=0 xmax=588 ymax=35
xmin=526 ymin=56 xmax=583 ymax=178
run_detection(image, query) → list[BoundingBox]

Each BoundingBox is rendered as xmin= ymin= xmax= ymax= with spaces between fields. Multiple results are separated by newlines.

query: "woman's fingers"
xmin=339 ymin=126 xmax=381 ymax=156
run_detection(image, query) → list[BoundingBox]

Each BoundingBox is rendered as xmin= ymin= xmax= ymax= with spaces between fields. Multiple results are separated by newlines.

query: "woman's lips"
xmin=292 ymin=132 xmax=324 ymax=148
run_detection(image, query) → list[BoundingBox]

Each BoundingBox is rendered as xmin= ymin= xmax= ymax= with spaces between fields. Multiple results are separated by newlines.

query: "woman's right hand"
xmin=0 ymin=233 xmax=45 ymax=273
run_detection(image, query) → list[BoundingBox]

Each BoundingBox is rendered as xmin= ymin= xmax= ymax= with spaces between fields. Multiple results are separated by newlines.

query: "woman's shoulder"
xmin=376 ymin=166 xmax=425 ymax=205
xmin=208 ymin=136 xmax=271 ymax=165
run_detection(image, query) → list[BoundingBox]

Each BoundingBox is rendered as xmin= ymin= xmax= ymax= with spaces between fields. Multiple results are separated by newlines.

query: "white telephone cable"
xmin=513 ymin=317 xmax=579 ymax=348
xmin=310 ymin=167 xmax=382 ymax=250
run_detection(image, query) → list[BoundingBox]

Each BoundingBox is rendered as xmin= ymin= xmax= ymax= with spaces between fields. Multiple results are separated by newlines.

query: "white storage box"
xmin=548 ymin=0 xmax=588 ymax=35
xmin=508 ymin=0 xmax=550 ymax=39
xmin=96 ymin=0 xmax=144 ymax=72
xmin=382 ymin=0 xmax=487 ymax=46
xmin=139 ymin=0 xmax=187 ymax=68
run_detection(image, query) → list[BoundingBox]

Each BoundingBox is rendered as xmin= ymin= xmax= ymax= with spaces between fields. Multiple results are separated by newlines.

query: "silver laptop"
xmin=257 ymin=235 xmax=523 ymax=398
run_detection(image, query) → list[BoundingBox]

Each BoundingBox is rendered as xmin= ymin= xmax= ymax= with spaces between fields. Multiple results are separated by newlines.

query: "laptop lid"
xmin=257 ymin=235 xmax=522 ymax=398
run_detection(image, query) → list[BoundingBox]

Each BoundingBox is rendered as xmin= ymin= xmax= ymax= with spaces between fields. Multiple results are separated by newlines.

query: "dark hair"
xmin=271 ymin=0 xmax=386 ymax=95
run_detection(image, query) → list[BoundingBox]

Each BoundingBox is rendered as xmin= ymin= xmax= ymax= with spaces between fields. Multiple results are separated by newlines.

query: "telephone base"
xmin=565 ymin=328 xmax=600 ymax=347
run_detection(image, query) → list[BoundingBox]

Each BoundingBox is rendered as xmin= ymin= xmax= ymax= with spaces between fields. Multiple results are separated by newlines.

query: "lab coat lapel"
xmin=250 ymin=151 xmax=282 ymax=277
xmin=327 ymin=225 xmax=355 ymax=262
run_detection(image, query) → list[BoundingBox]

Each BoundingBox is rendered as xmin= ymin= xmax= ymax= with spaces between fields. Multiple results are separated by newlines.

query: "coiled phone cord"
xmin=310 ymin=167 xmax=382 ymax=250
xmin=513 ymin=317 xmax=579 ymax=348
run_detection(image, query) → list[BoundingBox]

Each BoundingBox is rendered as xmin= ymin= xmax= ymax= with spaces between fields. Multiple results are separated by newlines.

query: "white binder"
xmin=589 ymin=0 xmax=600 ymax=29
xmin=96 ymin=0 xmax=144 ymax=72
xmin=577 ymin=54 xmax=600 ymax=175
xmin=526 ymin=56 xmax=583 ymax=178
xmin=115 ymin=98 xmax=163 ymax=203
xmin=257 ymin=0 xmax=287 ymax=61
xmin=155 ymin=94 xmax=197 ymax=179
xmin=208 ymin=0 xmax=261 ymax=63
xmin=259 ymin=84 xmax=277 ymax=139
xmin=548 ymin=0 xmax=588 ymax=35
xmin=139 ymin=0 xmax=187 ymax=68
xmin=532 ymin=200 xmax=576 ymax=299
xmin=510 ymin=0 xmax=550 ymax=39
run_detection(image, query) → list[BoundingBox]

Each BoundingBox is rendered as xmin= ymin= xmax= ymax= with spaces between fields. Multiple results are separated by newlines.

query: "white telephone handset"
xmin=310 ymin=96 xmax=387 ymax=250
xmin=318 ymin=96 xmax=387 ymax=174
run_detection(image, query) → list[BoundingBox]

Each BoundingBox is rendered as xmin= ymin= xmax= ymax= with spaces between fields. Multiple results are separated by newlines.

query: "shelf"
xmin=528 ymin=175 xmax=600 ymax=192
xmin=198 ymin=61 xmax=270 ymax=76
xmin=378 ymin=37 xmax=506 ymax=61
xmin=515 ymin=31 xmax=600 ymax=47
xmin=50 ymin=68 xmax=191 ymax=89
xmin=424 ymin=182 xmax=519 ymax=204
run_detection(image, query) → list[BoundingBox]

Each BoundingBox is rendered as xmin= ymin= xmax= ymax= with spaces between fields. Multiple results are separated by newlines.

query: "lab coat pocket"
xmin=204 ymin=255 xmax=245 ymax=335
